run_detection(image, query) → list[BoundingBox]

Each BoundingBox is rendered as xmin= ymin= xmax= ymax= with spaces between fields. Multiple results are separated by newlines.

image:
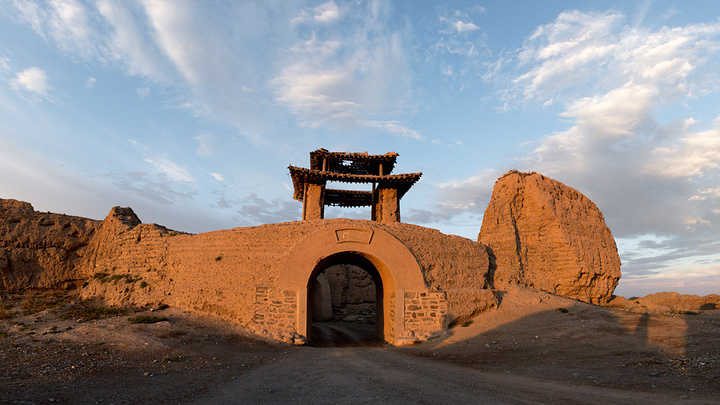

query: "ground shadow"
xmin=408 ymin=297 xmax=720 ymax=399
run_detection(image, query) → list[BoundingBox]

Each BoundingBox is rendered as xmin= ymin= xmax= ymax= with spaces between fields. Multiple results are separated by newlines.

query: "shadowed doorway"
xmin=307 ymin=252 xmax=384 ymax=347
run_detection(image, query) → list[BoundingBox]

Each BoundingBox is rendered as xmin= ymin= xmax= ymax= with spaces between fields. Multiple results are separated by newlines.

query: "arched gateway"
xmin=278 ymin=224 xmax=442 ymax=346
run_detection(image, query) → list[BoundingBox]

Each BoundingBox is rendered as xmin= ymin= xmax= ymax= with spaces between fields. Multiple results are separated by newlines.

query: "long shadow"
xmin=407 ymin=297 xmax=720 ymax=399
xmin=308 ymin=321 xmax=385 ymax=347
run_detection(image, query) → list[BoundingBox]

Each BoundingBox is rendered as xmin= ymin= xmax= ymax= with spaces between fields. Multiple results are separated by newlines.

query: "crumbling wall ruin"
xmin=1 ymin=199 xmax=497 ymax=344
xmin=1 ymin=168 xmax=624 ymax=345
xmin=479 ymin=171 xmax=621 ymax=304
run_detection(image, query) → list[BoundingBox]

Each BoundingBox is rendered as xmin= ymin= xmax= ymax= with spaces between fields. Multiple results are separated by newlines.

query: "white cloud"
xmin=136 ymin=86 xmax=150 ymax=98
xmin=314 ymin=1 xmax=339 ymax=23
xmin=141 ymin=0 xmax=203 ymax=86
xmin=144 ymin=157 xmax=194 ymax=182
xmin=0 ymin=57 xmax=10 ymax=74
xmin=11 ymin=66 xmax=51 ymax=99
xmin=11 ymin=1 xmax=419 ymax=142
xmin=425 ymin=11 xmax=720 ymax=282
xmin=12 ymin=1 xmax=295 ymax=142
xmin=500 ymin=11 xmax=720 ymax=279
xmin=210 ymin=172 xmax=224 ymax=182
xmin=96 ymin=0 xmax=168 ymax=80
xmin=644 ymin=124 xmax=720 ymax=178
xmin=454 ymin=21 xmax=479 ymax=33
xmin=405 ymin=169 xmax=499 ymax=224
xmin=84 ymin=76 xmax=96 ymax=89
xmin=432 ymin=10 xmax=489 ymax=81
xmin=273 ymin=2 xmax=416 ymax=136
xmin=14 ymin=0 xmax=100 ymax=58
xmin=689 ymin=187 xmax=720 ymax=201
xmin=361 ymin=120 xmax=424 ymax=140
xmin=193 ymin=133 xmax=214 ymax=157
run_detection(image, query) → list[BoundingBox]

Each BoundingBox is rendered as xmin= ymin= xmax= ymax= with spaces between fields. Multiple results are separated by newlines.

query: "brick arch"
xmin=278 ymin=224 xmax=427 ymax=345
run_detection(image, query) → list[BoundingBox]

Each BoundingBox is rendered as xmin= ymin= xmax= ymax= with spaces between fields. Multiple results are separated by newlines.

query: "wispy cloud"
xmin=109 ymin=169 xmax=197 ymax=205
xmin=313 ymin=1 xmax=340 ymax=23
xmin=507 ymin=11 xmax=720 ymax=242
xmin=405 ymin=169 xmax=499 ymax=224
xmin=144 ymin=157 xmax=194 ymax=182
xmin=0 ymin=56 xmax=11 ymax=74
xmin=193 ymin=133 xmax=214 ymax=157
xmin=13 ymin=0 xmax=99 ymax=57
xmin=431 ymin=7 xmax=489 ymax=85
xmin=422 ymin=11 xmax=720 ymax=283
xmin=84 ymin=76 xmax=96 ymax=89
xmin=234 ymin=194 xmax=300 ymax=225
xmin=273 ymin=1 xmax=418 ymax=137
xmin=10 ymin=1 xmax=425 ymax=142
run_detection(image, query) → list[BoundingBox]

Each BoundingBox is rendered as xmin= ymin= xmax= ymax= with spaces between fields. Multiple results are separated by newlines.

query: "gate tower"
xmin=289 ymin=149 xmax=422 ymax=222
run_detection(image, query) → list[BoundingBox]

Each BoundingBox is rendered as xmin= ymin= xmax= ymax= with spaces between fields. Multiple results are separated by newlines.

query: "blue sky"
xmin=2 ymin=0 xmax=720 ymax=297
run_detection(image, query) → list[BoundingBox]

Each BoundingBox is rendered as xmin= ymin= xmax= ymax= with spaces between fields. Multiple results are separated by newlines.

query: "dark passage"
xmin=308 ymin=262 xmax=383 ymax=347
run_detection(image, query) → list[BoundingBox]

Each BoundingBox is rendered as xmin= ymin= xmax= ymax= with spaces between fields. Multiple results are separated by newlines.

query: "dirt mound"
xmin=0 ymin=199 xmax=101 ymax=290
xmin=479 ymin=171 xmax=621 ymax=304
xmin=609 ymin=292 xmax=720 ymax=312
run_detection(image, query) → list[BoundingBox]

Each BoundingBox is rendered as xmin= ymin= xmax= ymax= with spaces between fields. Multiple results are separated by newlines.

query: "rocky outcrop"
xmin=479 ymin=171 xmax=621 ymax=304
xmin=0 ymin=199 xmax=101 ymax=290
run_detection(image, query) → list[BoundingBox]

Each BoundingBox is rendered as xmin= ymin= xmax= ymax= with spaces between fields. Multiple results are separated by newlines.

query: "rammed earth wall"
xmin=1 ymin=199 xmax=497 ymax=345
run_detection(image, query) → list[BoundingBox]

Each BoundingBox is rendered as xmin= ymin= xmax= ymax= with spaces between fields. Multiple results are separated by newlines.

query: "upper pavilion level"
xmin=289 ymin=149 xmax=422 ymax=222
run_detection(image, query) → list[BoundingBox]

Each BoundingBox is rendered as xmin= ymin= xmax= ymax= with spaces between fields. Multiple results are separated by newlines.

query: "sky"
xmin=1 ymin=0 xmax=720 ymax=297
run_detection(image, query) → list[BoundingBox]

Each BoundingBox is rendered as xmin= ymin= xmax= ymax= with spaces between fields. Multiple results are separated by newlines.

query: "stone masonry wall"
xmin=252 ymin=287 xmax=299 ymax=343
xmin=404 ymin=290 xmax=447 ymax=339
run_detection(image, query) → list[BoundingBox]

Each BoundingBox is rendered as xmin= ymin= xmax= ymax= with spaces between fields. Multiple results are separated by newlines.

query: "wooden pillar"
xmin=375 ymin=187 xmax=400 ymax=223
xmin=302 ymin=182 xmax=325 ymax=220
xmin=371 ymin=182 xmax=377 ymax=221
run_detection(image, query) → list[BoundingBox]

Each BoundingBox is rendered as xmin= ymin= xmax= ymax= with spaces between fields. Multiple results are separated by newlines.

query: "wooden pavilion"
xmin=289 ymin=149 xmax=422 ymax=222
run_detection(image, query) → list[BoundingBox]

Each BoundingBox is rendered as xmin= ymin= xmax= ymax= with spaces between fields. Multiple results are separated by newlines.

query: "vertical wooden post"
xmin=371 ymin=182 xmax=377 ymax=220
xmin=302 ymin=183 xmax=325 ymax=220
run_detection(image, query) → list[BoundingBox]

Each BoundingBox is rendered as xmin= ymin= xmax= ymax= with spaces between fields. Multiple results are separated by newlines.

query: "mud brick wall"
xmin=403 ymin=290 xmax=447 ymax=339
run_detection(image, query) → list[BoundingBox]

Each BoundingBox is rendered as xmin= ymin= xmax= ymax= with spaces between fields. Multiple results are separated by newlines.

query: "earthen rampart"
xmin=1 ymin=199 xmax=496 ymax=344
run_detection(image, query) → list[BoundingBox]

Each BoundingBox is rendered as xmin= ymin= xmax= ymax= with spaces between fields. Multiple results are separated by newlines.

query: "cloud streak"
xmin=11 ymin=0 xmax=422 ymax=142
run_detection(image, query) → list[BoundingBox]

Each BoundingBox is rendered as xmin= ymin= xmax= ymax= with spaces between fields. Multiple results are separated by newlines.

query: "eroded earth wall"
xmin=478 ymin=171 xmax=621 ymax=304
xmin=1 ymin=199 xmax=496 ymax=343
xmin=0 ymin=199 xmax=100 ymax=290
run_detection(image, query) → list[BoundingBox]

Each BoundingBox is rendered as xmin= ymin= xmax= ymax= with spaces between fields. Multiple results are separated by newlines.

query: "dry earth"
xmin=2 ymin=287 xmax=719 ymax=404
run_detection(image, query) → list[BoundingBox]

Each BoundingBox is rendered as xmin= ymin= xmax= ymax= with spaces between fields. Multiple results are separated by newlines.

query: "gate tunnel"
xmin=278 ymin=224 xmax=429 ymax=345
xmin=307 ymin=252 xmax=381 ymax=345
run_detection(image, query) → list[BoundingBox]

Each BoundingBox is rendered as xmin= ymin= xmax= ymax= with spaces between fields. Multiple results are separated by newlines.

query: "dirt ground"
xmin=1 ymin=287 xmax=719 ymax=404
